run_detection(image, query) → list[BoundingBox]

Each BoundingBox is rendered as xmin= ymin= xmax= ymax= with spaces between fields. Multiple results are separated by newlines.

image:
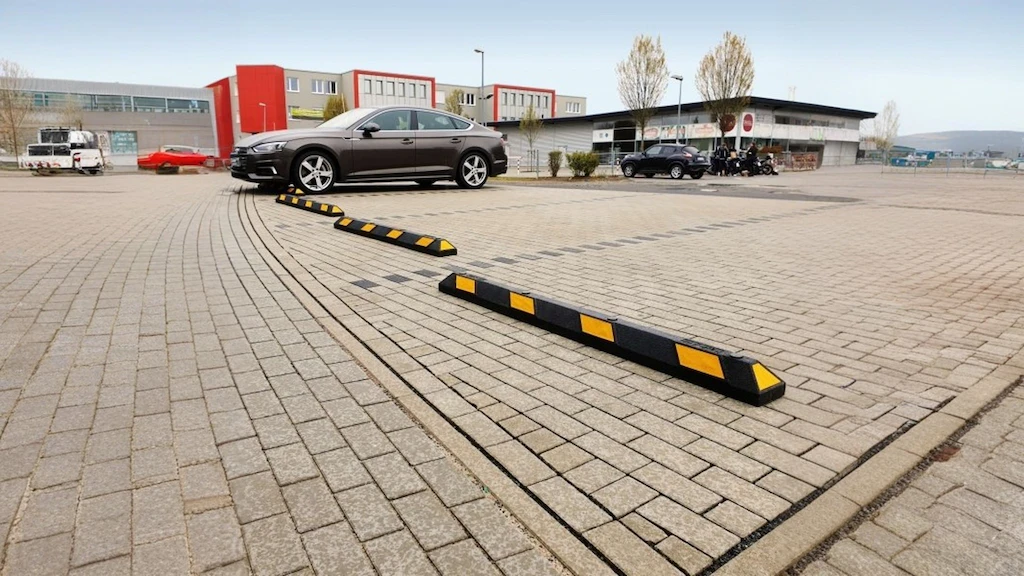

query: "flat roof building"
xmin=492 ymin=97 xmax=876 ymax=169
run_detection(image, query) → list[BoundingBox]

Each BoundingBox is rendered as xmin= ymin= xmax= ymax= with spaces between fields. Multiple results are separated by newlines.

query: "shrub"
xmin=547 ymin=150 xmax=563 ymax=177
xmin=566 ymin=151 xmax=600 ymax=177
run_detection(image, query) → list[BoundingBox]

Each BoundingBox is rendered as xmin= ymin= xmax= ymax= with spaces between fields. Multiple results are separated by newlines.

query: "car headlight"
xmin=251 ymin=141 xmax=286 ymax=153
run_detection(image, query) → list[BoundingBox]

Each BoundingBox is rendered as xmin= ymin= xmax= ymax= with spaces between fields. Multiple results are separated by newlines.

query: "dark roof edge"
xmin=488 ymin=96 xmax=876 ymax=127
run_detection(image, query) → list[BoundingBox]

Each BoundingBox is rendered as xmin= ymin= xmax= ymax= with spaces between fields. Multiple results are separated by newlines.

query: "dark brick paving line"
xmin=0 ymin=178 xmax=564 ymax=576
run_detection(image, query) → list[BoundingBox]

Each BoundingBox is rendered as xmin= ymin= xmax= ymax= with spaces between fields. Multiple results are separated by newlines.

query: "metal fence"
xmin=857 ymin=153 xmax=1024 ymax=177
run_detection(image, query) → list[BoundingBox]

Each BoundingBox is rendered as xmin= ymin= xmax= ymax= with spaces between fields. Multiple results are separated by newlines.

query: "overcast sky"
xmin=1 ymin=0 xmax=1020 ymax=135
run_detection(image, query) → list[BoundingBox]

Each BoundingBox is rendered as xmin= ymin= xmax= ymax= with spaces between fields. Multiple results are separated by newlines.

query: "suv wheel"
xmin=669 ymin=163 xmax=685 ymax=179
xmin=293 ymin=151 xmax=336 ymax=194
xmin=456 ymin=153 xmax=489 ymax=189
xmin=621 ymin=163 xmax=637 ymax=177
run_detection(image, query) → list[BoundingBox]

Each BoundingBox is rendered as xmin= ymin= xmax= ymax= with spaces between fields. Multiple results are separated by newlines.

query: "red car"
xmin=138 ymin=145 xmax=213 ymax=170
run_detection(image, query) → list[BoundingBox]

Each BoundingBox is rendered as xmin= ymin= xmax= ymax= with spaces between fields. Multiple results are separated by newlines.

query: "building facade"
xmin=208 ymin=64 xmax=586 ymax=159
xmin=1 ymin=78 xmax=217 ymax=167
xmin=493 ymin=97 xmax=875 ymax=169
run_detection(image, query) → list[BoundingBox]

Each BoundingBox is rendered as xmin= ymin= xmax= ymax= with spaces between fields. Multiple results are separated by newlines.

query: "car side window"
xmin=416 ymin=111 xmax=456 ymax=131
xmin=450 ymin=117 xmax=471 ymax=129
xmin=365 ymin=110 xmax=411 ymax=131
xmin=645 ymin=145 xmax=663 ymax=156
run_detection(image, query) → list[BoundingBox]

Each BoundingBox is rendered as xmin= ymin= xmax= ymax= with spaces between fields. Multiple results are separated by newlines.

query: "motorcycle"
xmin=725 ymin=153 xmax=743 ymax=176
xmin=760 ymin=153 xmax=779 ymax=175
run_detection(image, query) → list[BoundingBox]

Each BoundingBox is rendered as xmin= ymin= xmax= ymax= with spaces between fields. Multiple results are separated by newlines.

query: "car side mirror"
xmin=362 ymin=123 xmax=380 ymax=134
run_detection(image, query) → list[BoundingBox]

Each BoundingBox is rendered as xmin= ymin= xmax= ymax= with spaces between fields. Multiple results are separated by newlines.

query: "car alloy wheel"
xmin=622 ymin=164 xmax=636 ymax=177
xmin=670 ymin=164 xmax=684 ymax=179
xmin=297 ymin=153 xmax=334 ymax=193
xmin=458 ymin=154 xmax=488 ymax=188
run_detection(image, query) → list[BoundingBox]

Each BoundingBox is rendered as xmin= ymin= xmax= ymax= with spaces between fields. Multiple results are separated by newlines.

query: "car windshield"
xmin=317 ymin=108 xmax=377 ymax=130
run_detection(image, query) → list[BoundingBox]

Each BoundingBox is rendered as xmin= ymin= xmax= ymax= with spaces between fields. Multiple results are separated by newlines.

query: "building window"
xmin=386 ymin=81 xmax=395 ymax=95
xmin=502 ymin=92 xmax=508 ymax=105
xmin=399 ymin=83 xmax=406 ymax=97
xmin=418 ymin=84 xmax=426 ymax=99
xmin=565 ymin=101 xmax=581 ymax=113
xmin=375 ymin=80 xmax=383 ymax=94
xmin=311 ymin=79 xmax=335 ymax=94
xmin=518 ymin=94 xmax=524 ymax=106
xmin=133 ymin=96 xmax=167 ymax=112
xmin=408 ymin=83 xmax=415 ymax=97
xmin=459 ymin=92 xmax=476 ymax=106
xmin=286 ymin=77 xmax=299 ymax=92
xmin=528 ymin=95 xmax=534 ymax=106
xmin=363 ymin=79 xmax=372 ymax=93
xmin=168 ymin=98 xmax=208 ymax=113
xmin=543 ymin=95 xmax=549 ymax=109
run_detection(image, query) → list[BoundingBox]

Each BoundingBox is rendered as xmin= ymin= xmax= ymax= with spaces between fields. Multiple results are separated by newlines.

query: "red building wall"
xmin=206 ymin=77 xmax=233 ymax=159
xmin=236 ymin=65 xmax=287 ymax=135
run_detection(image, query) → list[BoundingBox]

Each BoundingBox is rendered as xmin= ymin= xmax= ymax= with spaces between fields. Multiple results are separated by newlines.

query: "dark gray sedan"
xmin=230 ymin=106 xmax=508 ymax=193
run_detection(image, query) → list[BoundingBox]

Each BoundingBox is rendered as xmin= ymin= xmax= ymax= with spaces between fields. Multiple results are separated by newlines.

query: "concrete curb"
xmin=714 ymin=351 xmax=1024 ymax=576
xmin=238 ymin=192 xmax=613 ymax=576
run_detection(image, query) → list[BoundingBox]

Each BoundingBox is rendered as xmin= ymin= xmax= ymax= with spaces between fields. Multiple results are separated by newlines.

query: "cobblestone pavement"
xmin=0 ymin=173 xmax=563 ymax=575
xmin=799 ymin=382 xmax=1024 ymax=576
xmin=245 ymin=166 xmax=1024 ymax=575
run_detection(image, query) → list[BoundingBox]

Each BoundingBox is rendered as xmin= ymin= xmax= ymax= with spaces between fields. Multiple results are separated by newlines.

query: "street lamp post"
xmin=670 ymin=75 xmax=684 ymax=143
xmin=258 ymin=102 xmax=267 ymax=133
xmin=474 ymin=49 xmax=484 ymax=122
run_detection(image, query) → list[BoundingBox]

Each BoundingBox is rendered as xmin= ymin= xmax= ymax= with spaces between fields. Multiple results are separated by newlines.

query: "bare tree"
xmin=444 ymin=89 xmax=464 ymax=116
xmin=873 ymin=100 xmax=900 ymax=154
xmin=58 ymin=96 xmax=84 ymax=129
xmin=694 ymin=32 xmax=755 ymax=145
xmin=0 ymin=59 xmax=34 ymax=164
xmin=616 ymin=34 xmax=668 ymax=150
xmin=322 ymin=94 xmax=349 ymax=121
xmin=519 ymin=103 xmax=542 ymax=171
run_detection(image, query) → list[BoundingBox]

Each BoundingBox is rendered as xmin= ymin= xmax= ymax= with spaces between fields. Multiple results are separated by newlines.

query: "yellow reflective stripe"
xmin=416 ymin=237 xmax=434 ymax=247
xmin=455 ymin=276 xmax=476 ymax=293
xmin=339 ymin=218 xmax=352 ymax=226
xmin=361 ymin=223 xmax=376 ymax=232
xmin=386 ymin=230 xmax=403 ymax=239
xmin=752 ymin=363 xmax=781 ymax=390
xmin=580 ymin=314 xmax=614 ymax=342
xmin=305 ymin=200 xmax=313 ymax=208
xmin=675 ymin=344 xmax=724 ymax=379
xmin=331 ymin=206 xmax=343 ymax=214
xmin=438 ymin=240 xmax=455 ymax=252
xmin=291 ymin=197 xmax=299 ymax=204
xmin=278 ymin=194 xmax=286 ymax=201
xmin=320 ymin=204 xmax=328 ymax=212
xmin=509 ymin=293 xmax=535 ymax=315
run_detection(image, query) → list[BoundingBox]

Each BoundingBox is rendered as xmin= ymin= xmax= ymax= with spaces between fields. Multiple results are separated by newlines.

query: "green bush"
xmin=547 ymin=150 xmax=563 ymax=177
xmin=566 ymin=151 xmax=600 ymax=177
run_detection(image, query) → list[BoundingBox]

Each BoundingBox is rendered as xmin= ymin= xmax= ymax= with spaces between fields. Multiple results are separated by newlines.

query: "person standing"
xmin=745 ymin=141 xmax=759 ymax=176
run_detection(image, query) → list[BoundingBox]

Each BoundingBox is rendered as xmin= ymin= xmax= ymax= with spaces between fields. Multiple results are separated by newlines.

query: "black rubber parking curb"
xmin=439 ymin=272 xmax=785 ymax=406
xmin=333 ymin=217 xmax=457 ymax=257
xmin=275 ymin=193 xmax=344 ymax=216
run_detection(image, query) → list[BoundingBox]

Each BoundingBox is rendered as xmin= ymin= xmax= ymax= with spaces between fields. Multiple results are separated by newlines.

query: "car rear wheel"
xmin=456 ymin=153 xmax=488 ymax=189
xmin=293 ymin=151 xmax=336 ymax=194
xmin=690 ymin=170 xmax=704 ymax=180
xmin=621 ymin=163 xmax=637 ymax=178
xmin=669 ymin=163 xmax=685 ymax=179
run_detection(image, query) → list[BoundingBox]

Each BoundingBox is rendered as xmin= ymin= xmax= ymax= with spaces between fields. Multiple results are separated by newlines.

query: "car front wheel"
xmin=293 ymin=151 xmax=336 ymax=194
xmin=456 ymin=153 xmax=489 ymax=189
xmin=621 ymin=163 xmax=637 ymax=177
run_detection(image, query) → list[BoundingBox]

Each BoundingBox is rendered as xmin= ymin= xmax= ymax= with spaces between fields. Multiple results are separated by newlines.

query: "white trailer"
xmin=20 ymin=127 xmax=105 ymax=174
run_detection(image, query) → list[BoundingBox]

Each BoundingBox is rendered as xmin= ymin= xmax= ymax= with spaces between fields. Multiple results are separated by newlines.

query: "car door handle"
xmin=401 ymin=139 xmax=414 ymax=145
xmin=450 ymin=138 xmax=462 ymax=143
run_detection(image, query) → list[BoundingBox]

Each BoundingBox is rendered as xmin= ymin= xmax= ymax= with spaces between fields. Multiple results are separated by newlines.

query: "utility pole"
xmin=670 ymin=75 xmax=684 ymax=144
xmin=474 ymin=49 xmax=484 ymax=122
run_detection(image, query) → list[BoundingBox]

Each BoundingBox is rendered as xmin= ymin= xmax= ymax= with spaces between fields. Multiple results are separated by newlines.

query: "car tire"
xmin=621 ymin=163 xmax=637 ymax=177
xmin=669 ymin=163 xmax=685 ymax=179
xmin=292 ymin=150 xmax=337 ymax=194
xmin=456 ymin=152 xmax=489 ymax=189
xmin=690 ymin=170 xmax=704 ymax=180
xmin=416 ymin=180 xmax=437 ymax=188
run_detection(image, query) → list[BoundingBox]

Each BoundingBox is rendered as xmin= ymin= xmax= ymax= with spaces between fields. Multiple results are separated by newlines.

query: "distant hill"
xmin=896 ymin=131 xmax=1024 ymax=155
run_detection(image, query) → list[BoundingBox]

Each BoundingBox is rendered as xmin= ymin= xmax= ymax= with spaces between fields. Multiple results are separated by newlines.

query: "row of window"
xmin=285 ymin=77 xmax=337 ymax=95
xmin=565 ymin=101 xmax=582 ymax=114
xmin=361 ymin=109 xmax=471 ymax=131
xmin=26 ymin=91 xmax=210 ymax=113
xmin=773 ymin=115 xmax=853 ymax=129
xmin=500 ymin=91 xmax=549 ymax=109
xmin=362 ymin=79 xmax=428 ymax=99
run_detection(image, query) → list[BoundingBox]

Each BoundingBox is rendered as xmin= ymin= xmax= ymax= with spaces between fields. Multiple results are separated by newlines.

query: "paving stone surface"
xmin=245 ymin=168 xmax=1024 ymax=573
xmin=800 ymin=384 xmax=1024 ymax=576
xmin=0 ymin=173 xmax=562 ymax=575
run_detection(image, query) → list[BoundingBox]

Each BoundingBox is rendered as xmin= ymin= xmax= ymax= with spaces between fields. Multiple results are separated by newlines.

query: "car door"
xmin=413 ymin=110 xmax=466 ymax=175
xmin=638 ymin=145 xmax=663 ymax=172
xmin=349 ymin=109 xmax=417 ymax=178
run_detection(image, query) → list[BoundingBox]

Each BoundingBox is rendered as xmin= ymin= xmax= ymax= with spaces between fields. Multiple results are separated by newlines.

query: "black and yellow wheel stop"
xmin=275 ymin=194 xmax=343 ymax=216
xmin=333 ymin=217 xmax=457 ymax=257
xmin=439 ymin=273 xmax=784 ymax=406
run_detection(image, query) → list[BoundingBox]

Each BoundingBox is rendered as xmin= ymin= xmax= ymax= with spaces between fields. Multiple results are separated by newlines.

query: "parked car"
xmin=138 ymin=145 xmax=213 ymax=170
xmin=620 ymin=144 xmax=711 ymax=179
xmin=229 ymin=106 xmax=508 ymax=193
